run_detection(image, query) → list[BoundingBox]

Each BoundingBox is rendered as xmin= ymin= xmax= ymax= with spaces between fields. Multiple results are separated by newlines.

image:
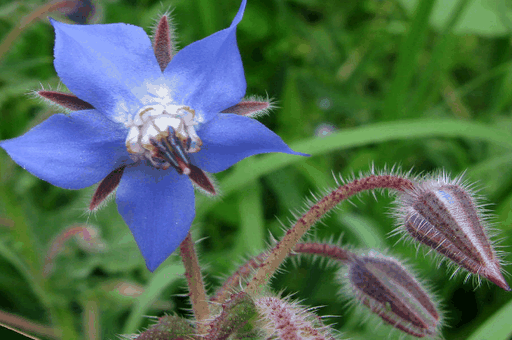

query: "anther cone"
xmin=347 ymin=253 xmax=440 ymax=338
xmin=398 ymin=176 xmax=509 ymax=290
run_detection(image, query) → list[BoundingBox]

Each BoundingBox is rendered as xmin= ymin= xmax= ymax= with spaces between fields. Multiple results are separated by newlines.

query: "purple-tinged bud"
xmin=344 ymin=252 xmax=440 ymax=338
xmin=255 ymin=296 xmax=337 ymax=340
xmin=394 ymin=174 xmax=510 ymax=290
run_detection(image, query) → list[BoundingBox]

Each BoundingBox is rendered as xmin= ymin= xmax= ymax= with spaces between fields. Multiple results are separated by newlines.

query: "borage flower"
xmin=0 ymin=0 xmax=306 ymax=271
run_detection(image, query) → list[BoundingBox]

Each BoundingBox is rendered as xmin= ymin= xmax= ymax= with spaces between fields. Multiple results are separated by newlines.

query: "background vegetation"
xmin=1 ymin=0 xmax=512 ymax=339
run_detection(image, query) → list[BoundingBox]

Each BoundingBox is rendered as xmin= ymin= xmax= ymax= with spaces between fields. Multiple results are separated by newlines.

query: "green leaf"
xmin=398 ymin=0 xmax=512 ymax=36
xmin=467 ymin=298 xmax=512 ymax=340
xmin=122 ymin=263 xmax=185 ymax=334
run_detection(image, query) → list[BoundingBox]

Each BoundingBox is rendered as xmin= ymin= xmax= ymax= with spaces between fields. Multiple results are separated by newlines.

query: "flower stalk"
xmin=179 ymin=232 xmax=210 ymax=334
xmin=211 ymin=252 xmax=269 ymax=304
xmin=245 ymin=175 xmax=414 ymax=295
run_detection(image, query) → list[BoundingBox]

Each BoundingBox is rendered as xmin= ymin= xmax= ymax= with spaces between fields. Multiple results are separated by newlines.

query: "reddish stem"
xmin=245 ymin=175 xmax=413 ymax=294
xmin=179 ymin=232 xmax=210 ymax=334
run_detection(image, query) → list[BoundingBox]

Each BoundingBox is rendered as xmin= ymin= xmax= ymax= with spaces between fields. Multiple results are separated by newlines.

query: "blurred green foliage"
xmin=1 ymin=0 xmax=512 ymax=339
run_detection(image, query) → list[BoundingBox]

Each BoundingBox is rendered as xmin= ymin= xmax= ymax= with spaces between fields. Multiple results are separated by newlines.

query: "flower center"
xmin=125 ymin=104 xmax=202 ymax=174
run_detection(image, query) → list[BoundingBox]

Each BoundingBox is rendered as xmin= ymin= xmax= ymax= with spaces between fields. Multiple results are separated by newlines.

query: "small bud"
xmin=206 ymin=292 xmax=258 ymax=340
xmin=134 ymin=315 xmax=195 ymax=340
xmin=344 ymin=252 xmax=440 ymax=338
xmin=394 ymin=173 xmax=509 ymax=290
xmin=255 ymin=295 xmax=337 ymax=340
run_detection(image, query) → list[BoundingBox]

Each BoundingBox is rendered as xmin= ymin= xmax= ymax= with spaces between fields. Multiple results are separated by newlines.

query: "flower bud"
xmin=345 ymin=252 xmax=440 ymax=338
xmin=394 ymin=174 xmax=509 ymax=290
xmin=255 ymin=295 xmax=337 ymax=340
xmin=134 ymin=315 xmax=194 ymax=340
xmin=206 ymin=292 xmax=258 ymax=340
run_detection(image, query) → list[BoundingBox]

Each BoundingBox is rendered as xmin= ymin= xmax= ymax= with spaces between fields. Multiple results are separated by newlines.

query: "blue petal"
xmin=190 ymin=114 xmax=308 ymax=173
xmin=116 ymin=165 xmax=195 ymax=271
xmin=0 ymin=110 xmax=130 ymax=189
xmin=163 ymin=0 xmax=247 ymax=121
xmin=51 ymin=19 xmax=161 ymax=121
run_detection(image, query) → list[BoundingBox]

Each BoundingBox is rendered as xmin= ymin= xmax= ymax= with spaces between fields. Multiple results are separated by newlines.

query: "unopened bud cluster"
xmin=128 ymin=169 xmax=510 ymax=340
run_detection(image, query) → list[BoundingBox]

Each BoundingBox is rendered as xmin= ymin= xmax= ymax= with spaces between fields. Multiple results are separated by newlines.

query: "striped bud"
xmin=394 ymin=174 xmax=509 ymax=290
xmin=345 ymin=252 xmax=440 ymax=338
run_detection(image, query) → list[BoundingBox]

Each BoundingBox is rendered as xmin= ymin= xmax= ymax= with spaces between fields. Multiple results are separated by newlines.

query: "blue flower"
xmin=0 ymin=0 xmax=306 ymax=271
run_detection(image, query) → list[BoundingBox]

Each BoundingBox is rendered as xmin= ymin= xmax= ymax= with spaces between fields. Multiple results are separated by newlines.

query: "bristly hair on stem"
xmin=179 ymin=232 xmax=211 ymax=335
xmin=246 ymin=171 xmax=415 ymax=295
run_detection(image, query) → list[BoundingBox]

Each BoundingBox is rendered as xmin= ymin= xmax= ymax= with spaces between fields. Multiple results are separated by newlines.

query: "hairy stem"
xmin=211 ymin=252 xmax=269 ymax=304
xmin=213 ymin=243 xmax=356 ymax=304
xmin=245 ymin=175 xmax=413 ymax=295
xmin=293 ymin=242 xmax=356 ymax=263
xmin=179 ymin=232 xmax=210 ymax=334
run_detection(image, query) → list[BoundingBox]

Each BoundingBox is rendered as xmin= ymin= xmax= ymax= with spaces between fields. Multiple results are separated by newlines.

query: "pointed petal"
xmin=0 ymin=110 xmax=130 ymax=189
xmin=163 ymin=0 xmax=247 ymax=121
xmin=190 ymin=114 xmax=308 ymax=173
xmin=116 ymin=165 xmax=195 ymax=271
xmin=38 ymin=91 xmax=94 ymax=111
xmin=221 ymin=99 xmax=270 ymax=117
xmin=51 ymin=19 xmax=161 ymax=120
xmin=154 ymin=16 xmax=173 ymax=72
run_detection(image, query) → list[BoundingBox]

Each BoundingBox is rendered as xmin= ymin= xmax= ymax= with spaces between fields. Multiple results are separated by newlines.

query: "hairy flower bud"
xmin=206 ymin=292 xmax=258 ymax=340
xmin=344 ymin=252 xmax=440 ymax=338
xmin=134 ymin=315 xmax=194 ymax=340
xmin=255 ymin=296 xmax=336 ymax=340
xmin=394 ymin=173 xmax=509 ymax=290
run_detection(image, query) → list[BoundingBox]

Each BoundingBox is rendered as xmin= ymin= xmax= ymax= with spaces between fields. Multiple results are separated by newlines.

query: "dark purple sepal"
xmin=153 ymin=16 xmax=173 ymax=72
xmin=89 ymin=166 xmax=126 ymax=210
xmin=188 ymin=164 xmax=216 ymax=195
xmin=221 ymin=100 xmax=270 ymax=116
xmin=38 ymin=91 xmax=95 ymax=111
